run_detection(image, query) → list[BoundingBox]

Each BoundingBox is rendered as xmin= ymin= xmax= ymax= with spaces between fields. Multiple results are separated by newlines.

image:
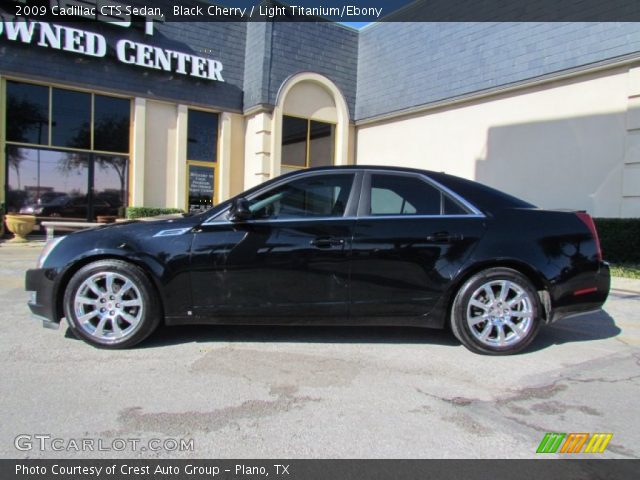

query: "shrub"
xmin=594 ymin=218 xmax=640 ymax=264
xmin=126 ymin=207 xmax=184 ymax=220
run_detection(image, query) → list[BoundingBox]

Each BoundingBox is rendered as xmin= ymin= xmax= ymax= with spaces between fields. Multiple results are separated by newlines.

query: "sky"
xmin=339 ymin=22 xmax=372 ymax=29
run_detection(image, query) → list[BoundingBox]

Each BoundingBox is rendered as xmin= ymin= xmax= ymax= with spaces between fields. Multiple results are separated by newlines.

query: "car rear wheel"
xmin=63 ymin=259 xmax=160 ymax=348
xmin=450 ymin=268 xmax=542 ymax=355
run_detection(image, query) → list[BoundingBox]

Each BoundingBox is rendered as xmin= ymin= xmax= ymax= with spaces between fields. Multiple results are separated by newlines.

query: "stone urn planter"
xmin=4 ymin=214 xmax=37 ymax=242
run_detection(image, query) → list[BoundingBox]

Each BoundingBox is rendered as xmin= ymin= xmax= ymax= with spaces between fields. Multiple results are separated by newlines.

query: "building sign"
xmin=0 ymin=13 xmax=224 ymax=82
xmin=188 ymin=164 xmax=214 ymax=213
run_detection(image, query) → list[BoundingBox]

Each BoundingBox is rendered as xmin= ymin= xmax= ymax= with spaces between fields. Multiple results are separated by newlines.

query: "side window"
xmin=249 ymin=174 xmax=354 ymax=219
xmin=369 ymin=174 xmax=469 ymax=216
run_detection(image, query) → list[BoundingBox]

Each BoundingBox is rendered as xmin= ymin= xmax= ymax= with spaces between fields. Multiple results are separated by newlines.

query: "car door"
xmin=190 ymin=171 xmax=360 ymax=323
xmin=350 ymin=171 xmax=486 ymax=324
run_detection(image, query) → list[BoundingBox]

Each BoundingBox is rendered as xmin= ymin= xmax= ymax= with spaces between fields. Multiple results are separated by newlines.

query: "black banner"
xmin=3 ymin=0 xmax=640 ymax=22
xmin=3 ymin=459 xmax=640 ymax=480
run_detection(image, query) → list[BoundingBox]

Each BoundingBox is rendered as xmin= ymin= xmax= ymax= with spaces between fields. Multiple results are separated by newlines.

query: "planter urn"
xmin=4 ymin=214 xmax=36 ymax=242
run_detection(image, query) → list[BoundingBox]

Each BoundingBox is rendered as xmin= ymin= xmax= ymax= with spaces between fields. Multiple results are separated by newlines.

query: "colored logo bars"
xmin=536 ymin=433 xmax=613 ymax=454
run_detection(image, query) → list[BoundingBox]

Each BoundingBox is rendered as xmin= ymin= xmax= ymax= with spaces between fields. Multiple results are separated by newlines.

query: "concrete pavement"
xmin=0 ymin=241 xmax=638 ymax=459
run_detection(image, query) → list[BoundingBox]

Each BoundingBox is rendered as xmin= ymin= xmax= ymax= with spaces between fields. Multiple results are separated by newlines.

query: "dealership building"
xmin=1 ymin=10 xmax=640 ymax=220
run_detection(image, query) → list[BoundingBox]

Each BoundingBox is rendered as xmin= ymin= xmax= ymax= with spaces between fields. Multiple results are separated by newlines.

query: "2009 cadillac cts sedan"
xmin=25 ymin=166 xmax=610 ymax=354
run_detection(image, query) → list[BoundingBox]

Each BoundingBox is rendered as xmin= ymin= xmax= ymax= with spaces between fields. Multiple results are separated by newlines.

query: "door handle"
xmin=310 ymin=237 xmax=345 ymax=248
xmin=426 ymin=231 xmax=463 ymax=243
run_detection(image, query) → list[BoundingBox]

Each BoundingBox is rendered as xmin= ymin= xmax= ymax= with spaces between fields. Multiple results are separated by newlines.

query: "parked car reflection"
xmin=19 ymin=194 xmax=118 ymax=218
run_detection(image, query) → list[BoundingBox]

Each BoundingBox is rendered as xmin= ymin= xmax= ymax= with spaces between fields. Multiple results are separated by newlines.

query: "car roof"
xmin=295 ymin=165 xmax=537 ymax=212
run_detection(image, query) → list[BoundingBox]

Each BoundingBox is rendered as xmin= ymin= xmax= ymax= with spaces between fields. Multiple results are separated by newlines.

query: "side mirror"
xmin=229 ymin=197 xmax=252 ymax=222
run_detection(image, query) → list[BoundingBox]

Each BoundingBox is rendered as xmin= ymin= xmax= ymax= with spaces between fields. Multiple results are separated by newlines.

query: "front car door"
xmin=350 ymin=170 xmax=487 ymax=326
xmin=190 ymin=171 xmax=361 ymax=323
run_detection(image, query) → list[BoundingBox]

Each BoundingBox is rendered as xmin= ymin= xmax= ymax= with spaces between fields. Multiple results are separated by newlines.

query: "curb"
xmin=611 ymin=277 xmax=640 ymax=294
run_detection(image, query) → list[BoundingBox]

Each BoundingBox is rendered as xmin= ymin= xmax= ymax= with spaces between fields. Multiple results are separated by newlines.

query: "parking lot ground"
xmin=0 ymin=241 xmax=638 ymax=459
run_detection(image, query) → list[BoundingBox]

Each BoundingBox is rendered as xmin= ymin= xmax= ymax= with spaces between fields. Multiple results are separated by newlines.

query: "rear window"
xmin=369 ymin=174 xmax=471 ymax=216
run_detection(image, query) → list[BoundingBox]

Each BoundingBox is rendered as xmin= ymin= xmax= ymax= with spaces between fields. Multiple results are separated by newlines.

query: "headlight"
xmin=20 ymin=206 xmax=34 ymax=214
xmin=37 ymin=237 xmax=65 ymax=268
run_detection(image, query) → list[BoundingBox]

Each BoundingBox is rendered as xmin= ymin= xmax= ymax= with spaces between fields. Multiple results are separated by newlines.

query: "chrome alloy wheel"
xmin=466 ymin=280 xmax=534 ymax=348
xmin=73 ymin=271 xmax=144 ymax=342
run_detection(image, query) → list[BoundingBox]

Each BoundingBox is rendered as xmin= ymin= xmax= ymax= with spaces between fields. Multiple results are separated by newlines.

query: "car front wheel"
xmin=450 ymin=268 xmax=542 ymax=355
xmin=63 ymin=259 xmax=161 ymax=348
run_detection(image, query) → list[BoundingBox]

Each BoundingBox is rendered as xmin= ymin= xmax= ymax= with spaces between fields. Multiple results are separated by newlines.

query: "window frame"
xmin=3 ymin=78 xmax=132 ymax=156
xmin=204 ymin=170 xmax=363 ymax=224
xmin=357 ymin=171 xmax=484 ymax=219
xmin=2 ymin=77 xmax=132 ymax=220
xmin=186 ymin=108 xmax=221 ymax=211
xmin=281 ymin=113 xmax=337 ymax=171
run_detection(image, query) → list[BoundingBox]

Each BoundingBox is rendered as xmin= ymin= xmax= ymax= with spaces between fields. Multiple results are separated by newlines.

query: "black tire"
xmin=450 ymin=268 xmax=542 ymax=355
xmin=63 ymin=259 xmax=161 ymax=349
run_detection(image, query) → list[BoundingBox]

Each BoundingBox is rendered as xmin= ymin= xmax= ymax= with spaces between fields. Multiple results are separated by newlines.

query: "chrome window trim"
xmin=202 ymin=169 xmax=362 ymax=226
xmin=363 ymin=169 xmax=485 ymax=218
xmin=200 ymin=168 xmax=486 ymax=226
xmin=200 ymin=213 xmax=485 ymax=227
xmin=418 ymin=173 xmax=484 ymax=216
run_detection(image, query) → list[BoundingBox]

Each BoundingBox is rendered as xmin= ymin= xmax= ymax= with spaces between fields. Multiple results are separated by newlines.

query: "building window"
xmin=4 ymin=80 xmax=130 ymax=221
xmin=282 ymin=115 xmax=335 ymax=173
xmin=186 ymin=109 xmax=219 ymax=212
xmin=52 ymin=88 xmax=91 ymax=149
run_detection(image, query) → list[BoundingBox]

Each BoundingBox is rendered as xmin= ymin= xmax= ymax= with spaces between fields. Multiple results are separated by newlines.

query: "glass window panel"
xmin=443 ymin=195 xmax=469 ymax=215
xmin=6 ymin=81 xmax=49 ymax=145
xmin=370 ymin=175 xmax=441 ymax=216
xmin=187 ymin=110 xmax=218 ymax=162
xmin=93 ymin=155 xmax=128 ymax=219
xmin=308 ymin=121 xmax=335 ymax=168
xmin=52 ymin=88 xmax=91 ymax=149
xmin=6 ymin=146 xmax=89 ymax=220
xmin=281 ymin=116 xmax=308 ymax=167
xmin=94 ymin=95 xmax=130 ymax=153
xmin=188 ymin=164 xmax=215 ymax=213
xmin=248 ymin=174 xmax=353 ymax=219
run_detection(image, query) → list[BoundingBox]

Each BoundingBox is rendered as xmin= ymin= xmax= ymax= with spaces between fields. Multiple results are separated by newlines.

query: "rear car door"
xmin=190 ymin=171 xmax=360 ymax=322
xmin=350 ymin=170 xmax=487 ymax=324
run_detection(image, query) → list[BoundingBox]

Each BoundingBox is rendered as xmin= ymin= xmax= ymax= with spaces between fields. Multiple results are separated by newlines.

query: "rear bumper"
xmin=549 ymin=261 xmax=610 ymax=323
xmin=25 ymin=268 xmax=60 ymax=329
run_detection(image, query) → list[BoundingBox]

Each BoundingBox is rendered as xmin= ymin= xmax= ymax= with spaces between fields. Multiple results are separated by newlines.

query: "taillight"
xmin=576 ymin=211 xmax=602 ymax=262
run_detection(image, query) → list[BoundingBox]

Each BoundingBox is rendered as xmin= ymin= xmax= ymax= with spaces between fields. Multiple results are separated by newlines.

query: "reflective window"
xmin=282 ymin=116 xmax=335 ymax=170
xmin=188 ymin=164 xmax=215 ymax=213
xmin=93 ymin=155 xmax=128 ymax=217
xmin=187 ymin=110 xmax=218 ymax=162
xmin=6 ymin=81 xmax=49 ymax=145
xmin=282 ymin=116 xmax=308 ymax=168
xmin=309 ymin=120 xmax=335 ymax=168
xmin=248 ymin=174 xmax=354 ymax=219
xmin=52 ymin=88 xmax=91 ymax=149
xmin=5 ymin=146 xmax=128 ymax=220
xmin=4 ymin=82 xmax=131 ymax=222
xmin=369 ymin=174 xmax=468 ymax=216
xmin=6 ymin=146 xmax=89 ymax=218
xmin=94 ymin=95 xmax=130 ymax=153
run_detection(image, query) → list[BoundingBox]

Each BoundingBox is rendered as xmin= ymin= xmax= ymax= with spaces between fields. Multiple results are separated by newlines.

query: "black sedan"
xmin=25 ymin=166 xmax=610 ymax=354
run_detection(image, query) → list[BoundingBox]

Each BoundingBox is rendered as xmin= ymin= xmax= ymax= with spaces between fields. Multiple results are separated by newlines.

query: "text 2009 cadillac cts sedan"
xmin=25 ymin=166 xmax=610 ymax=355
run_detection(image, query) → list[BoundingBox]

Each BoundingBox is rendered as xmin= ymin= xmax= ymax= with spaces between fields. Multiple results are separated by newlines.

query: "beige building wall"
xmin=142 ymin=100 xmax=179 ymax=209
xmin=243 ymin=110 xmax=273 ymax=190
xmin=356 ymin=66 xmax=639 ymax=218
xmin=219 ymin=112 xmax=246 ymax=200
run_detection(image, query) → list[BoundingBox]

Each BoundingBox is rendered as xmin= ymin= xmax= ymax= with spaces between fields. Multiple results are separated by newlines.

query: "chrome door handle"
xmin=310 ymin=237 xmax=345 ymax=248
xmin=426 ymin=232 xmax=463 ymax=243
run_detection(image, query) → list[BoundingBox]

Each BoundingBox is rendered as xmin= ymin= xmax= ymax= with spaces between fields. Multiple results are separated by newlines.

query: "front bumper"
xmin=25 ymin=268 xmax=60 ymax=329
